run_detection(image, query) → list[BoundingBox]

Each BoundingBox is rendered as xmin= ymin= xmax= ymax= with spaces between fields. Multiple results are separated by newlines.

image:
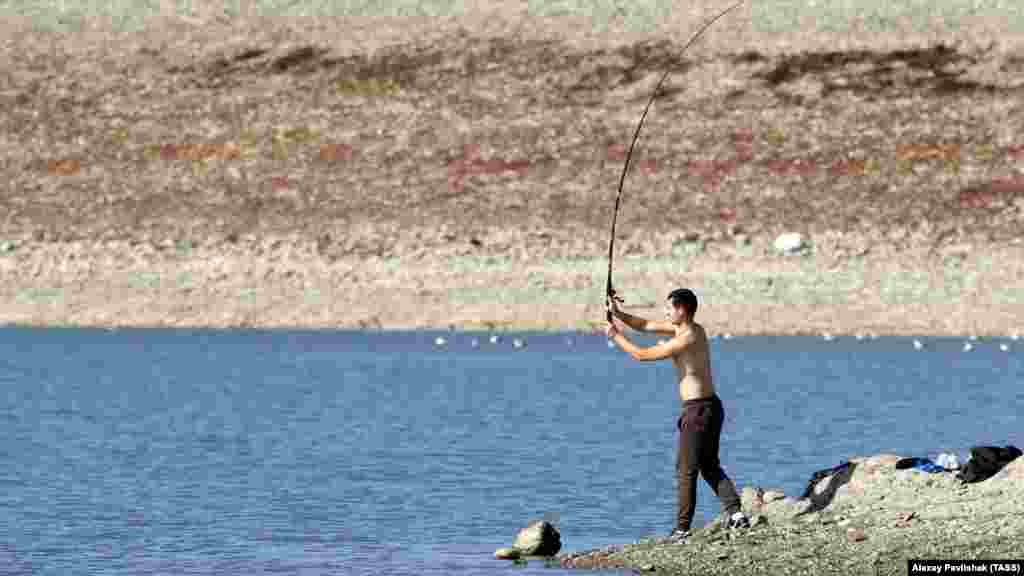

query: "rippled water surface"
xmin=2 ymin=328 xmax=1022 ymax=575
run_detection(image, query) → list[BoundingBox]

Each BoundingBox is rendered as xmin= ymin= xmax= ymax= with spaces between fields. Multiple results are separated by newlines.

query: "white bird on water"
xmin=822 ymin=332 xmax=834 ymax=341
xmin=512 ymin=338 xmax=525 ymax=349
xmin=489 ymin=334 xmax=500 ymax=345
xmin=1000 ymin=343 xmax=1010 ymax=352
xmin=913 ymin=339 xmax=924 ymax=350
xmin=962 ymin=342 xmax=973 ymax=352
xmin=1012 ymin=331 xmax=1021 ymax=341
xmin=434 ymin=336 xmax=447 ymax=347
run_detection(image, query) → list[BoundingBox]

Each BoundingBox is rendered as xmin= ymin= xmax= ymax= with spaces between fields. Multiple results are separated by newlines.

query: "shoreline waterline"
xmin=3 ymin=239 xmax=1022 ymax=338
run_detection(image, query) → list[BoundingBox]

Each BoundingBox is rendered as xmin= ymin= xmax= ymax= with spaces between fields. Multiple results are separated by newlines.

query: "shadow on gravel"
xmin=168 ymin=37 xmax=699 ymax=102
xmin=173 ymin=43 xmax=437 ymax=91
xmin=167 ymin=36 xmax=1024 ymax=107
xmin=737 ymin=44 xmax=1022 ymax=101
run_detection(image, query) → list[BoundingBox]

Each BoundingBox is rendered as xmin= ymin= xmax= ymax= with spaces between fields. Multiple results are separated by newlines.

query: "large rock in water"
xmin=512 ymin=521 xmax=561 ymax=556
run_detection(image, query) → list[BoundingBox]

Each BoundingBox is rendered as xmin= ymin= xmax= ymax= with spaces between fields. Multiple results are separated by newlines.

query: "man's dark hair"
xmin=668 ymin=288 xmax=698 ymax=319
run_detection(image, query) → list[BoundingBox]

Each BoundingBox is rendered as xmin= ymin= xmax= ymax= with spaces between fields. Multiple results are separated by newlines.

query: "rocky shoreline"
xmin=553 ymin=455 xmax=1024 ymax=575
xmin=2 ymin=232 xmax=1024 ymax=336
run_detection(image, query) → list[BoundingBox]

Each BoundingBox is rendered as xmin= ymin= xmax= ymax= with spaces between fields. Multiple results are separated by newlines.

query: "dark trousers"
xmin=676 ymin=395 xmax=741 ymax=531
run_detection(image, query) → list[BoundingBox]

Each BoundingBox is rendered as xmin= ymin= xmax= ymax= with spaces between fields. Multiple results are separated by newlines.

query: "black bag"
xmin=955 ymin=445 xmax=1022 ymax=483
xmin=801 ymin=461 xmax=851 ymax=499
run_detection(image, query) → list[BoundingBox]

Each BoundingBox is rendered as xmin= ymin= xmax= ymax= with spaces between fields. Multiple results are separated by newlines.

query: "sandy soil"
xmin=1 ymin=7 xmax=1023 ymax=335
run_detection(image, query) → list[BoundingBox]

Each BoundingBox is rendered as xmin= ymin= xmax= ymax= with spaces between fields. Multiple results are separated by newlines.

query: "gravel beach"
xmin=554 ymin=455 xmax=1024 ymax=575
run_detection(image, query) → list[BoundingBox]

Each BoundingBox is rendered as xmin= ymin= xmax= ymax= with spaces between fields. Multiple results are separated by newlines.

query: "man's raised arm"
xmin=613 ymin=308 xmax=653 ymax=332
xmin=609 ymin=299 xmax=677 ymax=335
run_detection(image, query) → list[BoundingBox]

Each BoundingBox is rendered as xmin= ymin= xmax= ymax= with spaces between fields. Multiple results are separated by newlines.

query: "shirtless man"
xmin=606 ymin=288 xmax=749 ymax=540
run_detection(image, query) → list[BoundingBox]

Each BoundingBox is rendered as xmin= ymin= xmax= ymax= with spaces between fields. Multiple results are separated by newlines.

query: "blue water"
xmin=2 ymin=328 xmax=1022 ymax=575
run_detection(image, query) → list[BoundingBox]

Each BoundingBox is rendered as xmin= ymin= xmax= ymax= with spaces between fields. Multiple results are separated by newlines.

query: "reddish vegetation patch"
xmin=735 ymin=145 xmax=754 ymax=163
xmin=46 ymin=158 xmax=82 ymax=176
xmin=605 ymin=142 xmax=630 ymax=163
xmin=763 ymin=157 xmax=817 ymax=178
xmin=686 ymin=158 xmax=738 ymax=188
xmin=828 ymin=157 xmax=867 ymax=178
xmin=157 ymin=142 xmax=241 ymax=162
xmin=717 ymin=206 xmax=737 ymax=222
xmin=957 ymin=176 xmax=1024 ymax=210
xmin=1004 ymin=144 xmax=1024 ymax=160
xmin=317 ymin=142 xmax=354 ymax=164
xmin=269 ymin=175 xmax=292 ymax=193
xmin=731 ymin=130 xmax=756 ymax=161
xmin=959 ymin=186 xmax=1000 ymax=210
xmin=957 ymin=189 xmax=989 ymax=209
xmin=446 ymin=144 xmax=531 ymax=192
xmin=730 ymin=130 xmax=755 ymax=146
xmin=605 ymin=143 xmax=660 ymax=174
xmin=635 ymin=157 xmax=658 ymax=174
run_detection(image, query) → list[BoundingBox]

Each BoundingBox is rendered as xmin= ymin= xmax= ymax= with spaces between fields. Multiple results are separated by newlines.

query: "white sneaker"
xmin=662 ymin=528 xmax=690 ymax=544
xmin=728 ymin=511 xmax=750 ymax=530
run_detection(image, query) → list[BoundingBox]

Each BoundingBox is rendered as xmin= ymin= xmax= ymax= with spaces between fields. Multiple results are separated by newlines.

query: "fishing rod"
xmin=605 ymin=1 xmax=744 ymax=322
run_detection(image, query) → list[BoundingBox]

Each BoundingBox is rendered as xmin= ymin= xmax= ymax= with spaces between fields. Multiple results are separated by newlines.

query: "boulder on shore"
xmin=513 ymin=520 xmax=561 ymax=556
xmin=495 ymin=520 xmax=562 ymax=560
